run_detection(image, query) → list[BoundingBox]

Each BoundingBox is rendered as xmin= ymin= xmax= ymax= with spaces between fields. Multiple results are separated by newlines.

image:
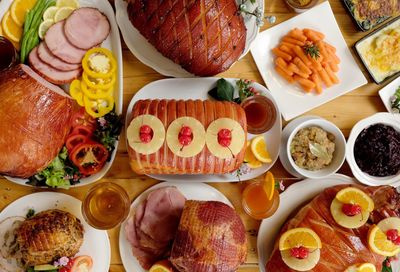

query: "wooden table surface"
xmin=0 ymin=0 xmax=391 ymax=271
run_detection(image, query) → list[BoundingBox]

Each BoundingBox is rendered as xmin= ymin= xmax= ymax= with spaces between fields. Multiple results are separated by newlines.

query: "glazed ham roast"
xmin=16 ymin=210 xmax=84 ymax=266
xmin=127 ymin=0 xmax=247 ymax=76
xmin=0 ymin=64 xmax=74 ymax=178
xmin=127 ymin=99 xmax=247 ymax=175
xmin=170 ymin=201 xmax=247 ymax=272
xmin=266 ymin=185 xmax=400 ymax=271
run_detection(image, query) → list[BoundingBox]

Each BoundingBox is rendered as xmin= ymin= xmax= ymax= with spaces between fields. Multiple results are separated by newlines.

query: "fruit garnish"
xmin=56 ymin=0 xmax=80 ymax=8
xmin=368 ymin=225 xmax=400 ymax=257
xmin=279 ymin=227 xmax=322 ymax=251
xmin=344 ymin=263 xmax=376 ymax=272
xmin=127 ymin=114 xmax=165 ymax=155
xmin=281 ymin=248 xmax=320 ymax=271
xmin=386 ymin=229 xmax=400 ymax=244
xmin=149 ymin=260 xmax=174 ymax=272
xmin=38 ymin=19 xmax=54 ymax=39
xmin=54 ymin=6 xmax=75 ymax=22
xmin=335 ymin=187 xmax=374 ymax=212
xmin=167 ymin=117 xmax=205 ymax=158
xmin=10 ymin=0 xmax=37 ymax=26
xmin=244 ymin=141 xmax=262 ymax=169
xmin=2 ymin=11 xmax=22 ymax=43
xmin=206 ymin=118 xmax=245 ymax=159
xmin=250 ymin=135 xmax=272 ymax=163
xmin=217 ymin=128 xmax=232 ymax=147
xmin=342 ymin=203 xmax=362 ymax=217
xmin=290 ymin=246 xmax=309 ymax=259
xmin=43 ymin=6 xmax=59 ymax=21
xmin=263 ymin=171 xmax=275 ymax=201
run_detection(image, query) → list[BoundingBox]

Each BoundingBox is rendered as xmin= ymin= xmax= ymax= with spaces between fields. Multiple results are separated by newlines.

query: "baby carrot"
xmin=293 ymin=57 xmax=312 ymax=75
xmin=272 ymin=47 xmax=292 ymax=62
xmin=311 ymin=73 xmax=323 ymax=94
xmin=275 ymin=57 xmax=293 ymax=75
xmin=294 ymin=75 xmax=316 ymax=91
xmin=288 ymin=29 xmax=307 ymax=42
xmin=288 ymin=63 xmax=309 ymax=78
xmin=279 ymin=44 xmax=293 ymax=55
xmin=303 ymin=29 xmax=325 ymax=40
xmin=293 ymin=46 xmax=311 ymax=66
xmin=275 ymin=66 xmax=295 ymax=83
xmin=318 ymin=68 xmax=333 ymax=87
xmin=323 ymin=63 xmax=339 ymax=84
xmin=282 ymin=36 xmax=305 ymax=46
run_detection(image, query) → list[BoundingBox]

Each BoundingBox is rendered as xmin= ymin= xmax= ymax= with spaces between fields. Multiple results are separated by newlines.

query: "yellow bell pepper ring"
xmin=82 ymin=47 xmax=117 ymax=79
xmin=83 ymin=95 xmax=114 ymax=118
xmin=69 ymin=79 xmax=84 ymax=106
xmin=82 ymin=71 xmax=116 ymax=90
xmin=81 ymin=80 xmax=113 ymax=100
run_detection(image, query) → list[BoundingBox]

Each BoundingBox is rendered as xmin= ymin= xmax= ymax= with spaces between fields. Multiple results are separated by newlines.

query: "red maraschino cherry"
xmin=218 ymin=129 xmax=232 ymax=147
xmin=387 ymin=229 xmax=400 ymax=245
xmin=179 ymin=126 xmax=193 ymax=146
xmin=342 ymin=203 xmax=362 ymax=217
xmin=139 ymin=125 xmax=153 ymax=143
xmin=290 ymin=246 xmax=309 ymax=259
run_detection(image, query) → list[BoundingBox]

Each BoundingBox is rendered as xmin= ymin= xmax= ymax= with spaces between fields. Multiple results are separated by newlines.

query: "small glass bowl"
xmin=285 ymin=0 xmax=320 ymax=13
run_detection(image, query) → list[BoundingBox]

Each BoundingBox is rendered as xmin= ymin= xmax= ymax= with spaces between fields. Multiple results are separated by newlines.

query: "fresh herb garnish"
xmin=390 ymin=86 xmax=400 ymax=113
xmin=93 ymin=110 xmax=123 ymax=160
xmin=208 ymin=78 xmax=259 ymax=104
xmin=27 ymin=147 xmax=81 ymax=188
xmin=382 ymin=257 xmax=393 ymax=272
xmin=303 ymin=42 xmax=320 ymax=60
xmin=26 ymin=209 xmax=35 ymax=219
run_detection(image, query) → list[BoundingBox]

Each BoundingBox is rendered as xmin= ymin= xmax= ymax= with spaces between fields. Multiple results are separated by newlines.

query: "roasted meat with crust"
xmin=266 ymin=185 xmax=400 ymax=271
xmin=0 ymin=64 xmax=74 ymax=178
xmin=16 ymin=210 xmax=84 ymax=266
xmin=170 ymin=201 xmax=247 ymax=272
xmin=127 ymin=0 xmax=246 ymax=76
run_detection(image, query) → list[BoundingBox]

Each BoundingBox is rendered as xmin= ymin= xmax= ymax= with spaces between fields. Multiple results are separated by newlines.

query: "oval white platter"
xmin=257 ymin=174 xmax=400 ymax=272
xmin=0 ymin=192 xmax=111 ymax=272
xmin=115 ymin=0 xmax=264 ymax=77
xmin=125 ymin=78 xmax=282 ymax=182
xmin=0 ymin=0 xmax=123 ymax=187
xmin=119 ymin=181 xmax=232 ymax=272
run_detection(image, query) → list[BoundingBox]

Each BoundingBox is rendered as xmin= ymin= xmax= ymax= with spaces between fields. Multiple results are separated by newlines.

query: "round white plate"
xmin=0 ymin=0 xmax=123 ymax=187
xmin=257 ymin=174 xmax=400 ymax=271
xmin=115 ymin=0 xmax=264 ymax=77
xmin=119 ymin=181 xmax=232 ymax=272
xmin=125 ymin=78 xmax=282 ymax=182
xmin=0 ymin=192 xmax=110 ymax=271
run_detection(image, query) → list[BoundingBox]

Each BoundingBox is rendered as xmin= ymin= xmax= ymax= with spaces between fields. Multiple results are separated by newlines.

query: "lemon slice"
xmin=279 ymin=227 xmax=322 ymax=251
xmin=244 ymin=141 xmax=262 ymax=169
xmin=368 ymin=225 xmax=400 ymax=256
xmin=43 ymin=6 xmax=59 ymax=21
xmin=2 ymin=11 xmax=22 ymax=43
xmin=335 ymin=187 xmax=374 ymax=212
xmin=11 ymin=0 xmax=37 ymax=26
xmin=345 ymin=263 xmax=376 ymax=272
xmin=54 ymin=7 xmax=75 ymax=22
xmin=38 ymin=19 xmax=54 ymax=39
xmin=263 ymin=171 xmax=275 ymax=201
xmin=251 ymin=135 xmax=272 ymax=163
xmin=56 ymin=0 xmax=80 ymax=9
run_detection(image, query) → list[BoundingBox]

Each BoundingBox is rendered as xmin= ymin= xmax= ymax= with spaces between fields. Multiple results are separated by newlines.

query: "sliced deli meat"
xmin=0 ymin=64 xmax=74 ymax=178
xmin=64 ymin=7 xmax=110 ymax=50
xmin=45 ymin=20 xmax=87 ymax=64
xmin=29 ymin=47 xmax=81 ymax=85
xmin=37 ymin=42 xmax=81 ymax=71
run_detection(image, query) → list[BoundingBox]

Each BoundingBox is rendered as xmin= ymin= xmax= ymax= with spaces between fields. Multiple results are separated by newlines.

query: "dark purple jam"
xmin=354 ymin=124 xmax=400 ymax=177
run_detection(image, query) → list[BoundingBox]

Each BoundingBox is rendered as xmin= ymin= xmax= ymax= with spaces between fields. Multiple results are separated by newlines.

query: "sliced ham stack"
xmin=125 ymin=187 xmax=186 ymax=269
xmin=29 ymin=7 xmax=110 ymax=85
xmin=0 ymin=64 xmax=74 ymax=178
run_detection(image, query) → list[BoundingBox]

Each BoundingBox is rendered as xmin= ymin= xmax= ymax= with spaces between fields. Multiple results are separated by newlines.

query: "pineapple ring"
xmin=127 ymin=114 xmax=165 ymax=155
xmin=330 ymin=198 xmax=369 ymax=229
xmin=206 ymin=118 xmax=245 ymax=159
xmin=281 ymin=248 xmax=320 ymax=271
xmin=166 ymin=117 xmax=205 ymax=158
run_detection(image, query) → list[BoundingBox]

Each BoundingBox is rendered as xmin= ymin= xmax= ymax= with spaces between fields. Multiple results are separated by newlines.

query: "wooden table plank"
xmin=0 ymin=0 xmax=394 ymax=271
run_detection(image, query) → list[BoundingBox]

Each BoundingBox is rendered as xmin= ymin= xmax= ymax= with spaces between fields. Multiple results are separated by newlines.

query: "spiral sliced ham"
xmin=170 ymin=201 xmax=247 ymax=272
xmin=265 ymin=185 xmax=400 ymax=271
xmin=37 ymin=42 xmax=81 ymax=72
xmin=127 ymin=0 xmax=246 ymax=76
xmin=127 ymin=99 xmax=247 ymax=175
xmin=0 ymin=64 xmax=74 ymax=178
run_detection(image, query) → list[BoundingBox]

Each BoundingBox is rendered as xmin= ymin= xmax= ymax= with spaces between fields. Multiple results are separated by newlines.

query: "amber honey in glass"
xmin=241 ymin=95 xmax=277 ymax=134
xmin=82 ymin=182 xmax=130 ymax=229
xmin=242 ymin=181 xmax=280 ymax=220
xmin=0 ymin=36 xmax=17 ymax=71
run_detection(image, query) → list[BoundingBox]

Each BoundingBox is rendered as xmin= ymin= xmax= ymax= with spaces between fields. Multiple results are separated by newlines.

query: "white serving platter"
xmin=125 ymin=78 xmax=282 ymax=182
xmin=115 ymin=0 xmax=264 ymax=77
xmin=0 ymin=192 xmax=110 ymax=272
xmin=0 ymin=0 xmax=123 ymax=187
xmin=250 ymin=1 xmax=367 ymax=121
xmin=379 ymin=76 xmax=400 ymax=113
xmin=119 ymin=181 xmax=232 ymax=272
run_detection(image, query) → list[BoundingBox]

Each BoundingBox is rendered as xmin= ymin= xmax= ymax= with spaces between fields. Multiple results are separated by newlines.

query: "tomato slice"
xmin=71 ymin=107 xmax=97 ymax=129
xmin=71 ymin=125 xmax=94 ymax=137
xmin=66 ymin=133 xmax=88 ymax=152
xmin=70 ymin=256 xmax=93 ymax=272
xmin=70 ymin=142 xmax=109 ymax=176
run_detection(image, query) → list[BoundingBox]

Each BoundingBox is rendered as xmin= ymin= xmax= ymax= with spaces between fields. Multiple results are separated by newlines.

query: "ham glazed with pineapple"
xmin=126 ymin=99 xmax=247 ymax=175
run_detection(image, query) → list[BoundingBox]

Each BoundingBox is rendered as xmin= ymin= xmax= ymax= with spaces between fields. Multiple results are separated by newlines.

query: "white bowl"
xmin=346 ymin=113 xmax=400 ymax=186
xmin=286 ymin=118 xmax=346 ymax=179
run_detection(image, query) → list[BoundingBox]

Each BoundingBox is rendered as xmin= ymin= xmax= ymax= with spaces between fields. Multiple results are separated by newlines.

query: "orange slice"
xmin=263 ymin=171 xmax=275 ymax=201
xmin=2 ymin=11 xmax=22 ymax=43
xmin=279 ymin=227 xmax=322 ymax=251
xmin=250 ymin=135 xmax=272 ymax=163
xmin=244 ymin=141 xmax=262 ymax=169
xmin=368 ymin=225 xmax=400 ymax=257
xmin=345 ymin=263 xmax=376 ymax=272
xmin=335 ymin=187 xmax=374 ymax=212
xmin=149 ymin=260 xmax=174 ymax=272
xmin=11 ymin=0 xmax=37 ymax=26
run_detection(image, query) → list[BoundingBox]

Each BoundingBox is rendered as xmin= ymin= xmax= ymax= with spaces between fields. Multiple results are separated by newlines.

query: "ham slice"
xmin=125 ymin=186 xmax=186 ymax=269
xmin=37 ymin=42 xmax=81 ymax=71
xmin=64 ymin=7 xmax=110 ymax=50
xmin=45 ymin=20 xmax=87 ymax=64
xmin=29 ymin=47 xmax=81 ymax=85
xmin=0 ymin=64 xmax=74 ymax=178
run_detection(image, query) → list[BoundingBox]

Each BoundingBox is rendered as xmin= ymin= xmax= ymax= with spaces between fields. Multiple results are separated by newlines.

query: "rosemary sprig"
xmin=303 ymin=43 xmax=320 ymax=60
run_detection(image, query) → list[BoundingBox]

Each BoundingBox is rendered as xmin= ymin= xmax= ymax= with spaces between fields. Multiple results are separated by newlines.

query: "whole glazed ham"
xmin=170 ymin=200 xmax=247 ymax=272
xmin=127 ymin=99 xmax=247 ymax=175
xmin=266 ymin=185 xmax=400 ymax=271
xmin=127 ymin=0 xmax=246 ymax=76
xmin=0 ymin=64 xmax=74 ymax=178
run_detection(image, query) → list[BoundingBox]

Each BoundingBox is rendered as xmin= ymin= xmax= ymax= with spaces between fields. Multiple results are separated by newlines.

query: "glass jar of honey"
xmin=82 ymin=182 xmax=130 ymax=230
xmin=0 ymin=36 xmax=18 ymax=71
xmin=242 ymin=181 xmax=280 ymax=220
xmin=241 ymin=95 xmax=277 ymax=134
